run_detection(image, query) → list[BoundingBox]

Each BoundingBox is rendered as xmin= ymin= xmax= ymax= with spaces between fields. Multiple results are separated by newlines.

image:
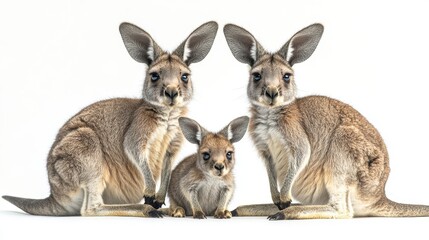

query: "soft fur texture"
xmin=224 ymin=23 xmax=429 ymax=219
xmin=167 ymin=116 xmax=249 ymax=219
xmin=3 ymin=21 xmax=218 ymax=217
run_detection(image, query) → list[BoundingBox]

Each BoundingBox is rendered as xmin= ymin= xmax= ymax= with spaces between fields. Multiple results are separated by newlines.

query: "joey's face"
xmin=143 ymin=54 xmax=193 ymax=107
xmin=197 ymin=133 xmax=235 ymax=177
xmin=248 ymin=54 xmax=296 ymax=108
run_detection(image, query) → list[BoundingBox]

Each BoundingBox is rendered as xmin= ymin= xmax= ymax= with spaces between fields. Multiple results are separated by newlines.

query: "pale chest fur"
xmin=252 ymin=106 xmax=327 ymax=205
xmin=252 ymin=110 xmax=292 ymax=186
xmin=145 ymin=109 xmax=182 ymax=180
xmin=103 ymin=107 xmax=183 ymax=204
xmin=196 ymin=176 xmax=231 ymax=215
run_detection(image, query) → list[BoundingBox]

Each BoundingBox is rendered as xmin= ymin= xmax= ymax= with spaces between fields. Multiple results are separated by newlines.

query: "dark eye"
xmin=181 ymin=73 xmax=189 ymax=83
xmin=202 ymin=152 xmax=210 ymax=161
xmin=150 ymin=72 xmax=160 ymax=82
xmin=226 ymin=151 xmax=233 ymax=161
xmin=283 ymin=73 xmax=291 ymax=83
xmin=252 ymin=72 xmax=261 ymax=81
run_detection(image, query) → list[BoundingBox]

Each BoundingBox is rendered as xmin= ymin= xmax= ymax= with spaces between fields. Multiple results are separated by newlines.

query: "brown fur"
xmin=224 ymin=23 xmax=429 ymax=219
xmin=167 ymin=116 xmax=249 ymax=219
xmin=3 ymin=21 xmax=218 ymax=217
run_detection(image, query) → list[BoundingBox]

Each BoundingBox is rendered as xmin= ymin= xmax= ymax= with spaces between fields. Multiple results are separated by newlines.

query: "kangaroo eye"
xmin=181 ymin=73 xmax=189 ymax=83
xmin=252 ymin=72 xmax=261 ymax=81
xmin=283 ymin=73 xmax=291 ymax=83
xmin=150 ymin=72 xmax=160 ymax=82
xmin=226 ymin=151 xmax=233 ymax=161
xmin=202 ymin=152 xmax=210 ymax=161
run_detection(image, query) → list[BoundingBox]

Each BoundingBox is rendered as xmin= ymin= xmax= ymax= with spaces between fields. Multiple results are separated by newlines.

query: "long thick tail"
xmin=231 ymin=203 xmax=280 ymax=216
xmin=371 ymin=198 xmax=429 ymax=217
xmin=2 ymin=195 xmax=71 ymax=216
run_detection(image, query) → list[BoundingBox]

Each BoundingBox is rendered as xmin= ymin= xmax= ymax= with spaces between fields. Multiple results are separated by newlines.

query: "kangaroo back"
xmin=3 ymin=195 xmax=71 ymax=216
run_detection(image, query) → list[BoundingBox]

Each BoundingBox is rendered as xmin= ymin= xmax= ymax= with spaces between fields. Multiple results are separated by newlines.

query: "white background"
xmin=1 ymin=0 xmax=429 ymax=239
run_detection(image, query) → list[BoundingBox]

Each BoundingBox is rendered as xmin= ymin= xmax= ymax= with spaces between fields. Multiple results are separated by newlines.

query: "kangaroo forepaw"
xmin=214 ymin=210 xmax=232 ymax=219
xmin=172 ymin=208 xmax=186 ymax=218
xmin=193 ymin=211 xmax=207 ymax=219
xmin=275 ymin=200 xmax=291 ymax=210
xmin=144 ymin=196 xmax=164 ymax=209
xmin=151 ymin=200 xmax=165 ymax=209
xmin=148 ymin=209 xmax=164 ymax=218
xmin=268 ymin=212 xmax=285 ymax=221
xmin=144 ymin=196 xmax=155 ymax=205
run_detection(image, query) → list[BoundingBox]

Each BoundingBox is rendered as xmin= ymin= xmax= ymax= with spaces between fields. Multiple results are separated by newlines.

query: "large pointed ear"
xmin=179 ymin=117 xmax=207 ymax=145
xmin=119 ymin=22 xmax=163 ymax=65
xmin=173 ymin=21 xmax=218 ymax=66
xmin=223 ymin=24 xmax=265 ymax=66
xmin=220 ymin=116 xmax=249 ymax=143
xmin=277 ymin=23 xmax=324 ymax=66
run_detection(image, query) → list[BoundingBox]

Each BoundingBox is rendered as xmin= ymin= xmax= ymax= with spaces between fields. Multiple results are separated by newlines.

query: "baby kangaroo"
xmin=167 ymin=116 xmax=249 ymax=219
xmin=2 ymin=21 xmax=218 ymax=217
xmin=224 ymin=23 xmax=429 ymax=219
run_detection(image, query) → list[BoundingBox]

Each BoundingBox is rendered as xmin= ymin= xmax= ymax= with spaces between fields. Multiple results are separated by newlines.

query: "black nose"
xmin=214 ymin=164 xmax=224 ymax=171
xmin=265 ymin=88 xmax=279 ymax=100
xmin=165 ymin=88 xmax=178 ymax=101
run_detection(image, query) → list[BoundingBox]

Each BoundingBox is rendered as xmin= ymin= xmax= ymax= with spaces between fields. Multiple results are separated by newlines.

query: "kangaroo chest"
xmin=252 ymin=114 xmax=292 ymax=185
xmin=252 ymin=108 xmax=329 ymax=205
xmin=197 ymin=177 xmax=228 ymax=215
xmin=146 ymin=114 xmax=181 ymax=180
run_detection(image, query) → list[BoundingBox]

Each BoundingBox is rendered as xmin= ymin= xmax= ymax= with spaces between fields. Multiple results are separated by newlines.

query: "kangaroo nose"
xmin=265 ymin=87 xmax=279 ymax=100
xmin=165 ymin=87 xmax=178 ymax=101
xmin=214 ymin=163 xmax=224 ymax=171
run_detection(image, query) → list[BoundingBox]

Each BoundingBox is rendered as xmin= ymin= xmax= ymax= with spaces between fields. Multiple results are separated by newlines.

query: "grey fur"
xmin=3 ymin=21 xmax=218 ymax=217
xmin=224 ymin=23 xmax=429 ymax=219
xmin=167 ymin=116 xmax=249 ymax=219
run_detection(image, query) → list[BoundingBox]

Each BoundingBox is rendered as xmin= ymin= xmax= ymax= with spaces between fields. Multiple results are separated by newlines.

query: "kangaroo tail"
xmin=371 ymin=198 xmax=429 ymax=217
xmin=3 ymin=195 xmax=71 ymax=216
xmin=231 ymin=203 xmax=280 ymax=216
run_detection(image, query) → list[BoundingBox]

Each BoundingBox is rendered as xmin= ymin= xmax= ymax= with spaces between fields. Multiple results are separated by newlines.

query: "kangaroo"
xmin=166 ymin=116 xmax=249 ymax=219
xmin=223 ymin=23 xmax=429 ymax=220
xmin=2 ymin=21 xmax=218 ymax=217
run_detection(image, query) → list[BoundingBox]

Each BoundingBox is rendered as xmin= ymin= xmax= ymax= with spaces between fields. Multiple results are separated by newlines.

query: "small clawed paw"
xmin=144 ymin=196 xmax=164 ymax=209
xmin=267 ymin=212 xmax=285 ymax=221
xmin=214 ymin=210 xmax=232 ymax=219
xmin=193 ymin=211 xmax=207 ymax=219
xmin=152 ymin=200 xmax=165 ymax=209
xmin=144 ymin=196 xmax=155 ymax=205
xmin=148 ymin=210 xmax=164 ymax=218
xmin=275 ymin=200 xmax=291 ymax=210
xmin=172 ymin=208 xmax=186 ymax=218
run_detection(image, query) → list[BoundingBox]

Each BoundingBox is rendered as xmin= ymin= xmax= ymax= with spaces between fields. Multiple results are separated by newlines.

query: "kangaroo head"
xmin=119 ymin=21 xmax=218 ymax=108
xmin=223 ymin=23 xmax=323 ymax=108
xmin=179 ymin=116 xmax=249 ymax=177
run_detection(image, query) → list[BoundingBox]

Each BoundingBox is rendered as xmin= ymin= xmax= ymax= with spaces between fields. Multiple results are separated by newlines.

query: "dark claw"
xmin=151 ymin=201 xmax=165 ymax=209
xmin=268 ymin=212 xmax=285 ymax=221
xmin=275 ymin=200 xmax=291 ymax=210
xmin=231 ymin=209 xmax=238 ymax=217
xmin=148 ymin=210 xmax=164 ymax=218
xmin=144 ymin=196 xmax=155 ymax=205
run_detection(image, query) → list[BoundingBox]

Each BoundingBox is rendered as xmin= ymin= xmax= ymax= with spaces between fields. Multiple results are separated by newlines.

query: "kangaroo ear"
xmin=173 ymin=21 xmax=218 ymax=66
xmin=220 ymin=116 xmax=249 ymax=143
xmin=179 ymin=117 xmax=206 ymax=145
xmin=223 ymin=24 xmax=265 ymax=66
xmin=277 ymin=23 xmax=324 ymax=66
xmin=119 ymin=22 xmax=163 ymax=65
